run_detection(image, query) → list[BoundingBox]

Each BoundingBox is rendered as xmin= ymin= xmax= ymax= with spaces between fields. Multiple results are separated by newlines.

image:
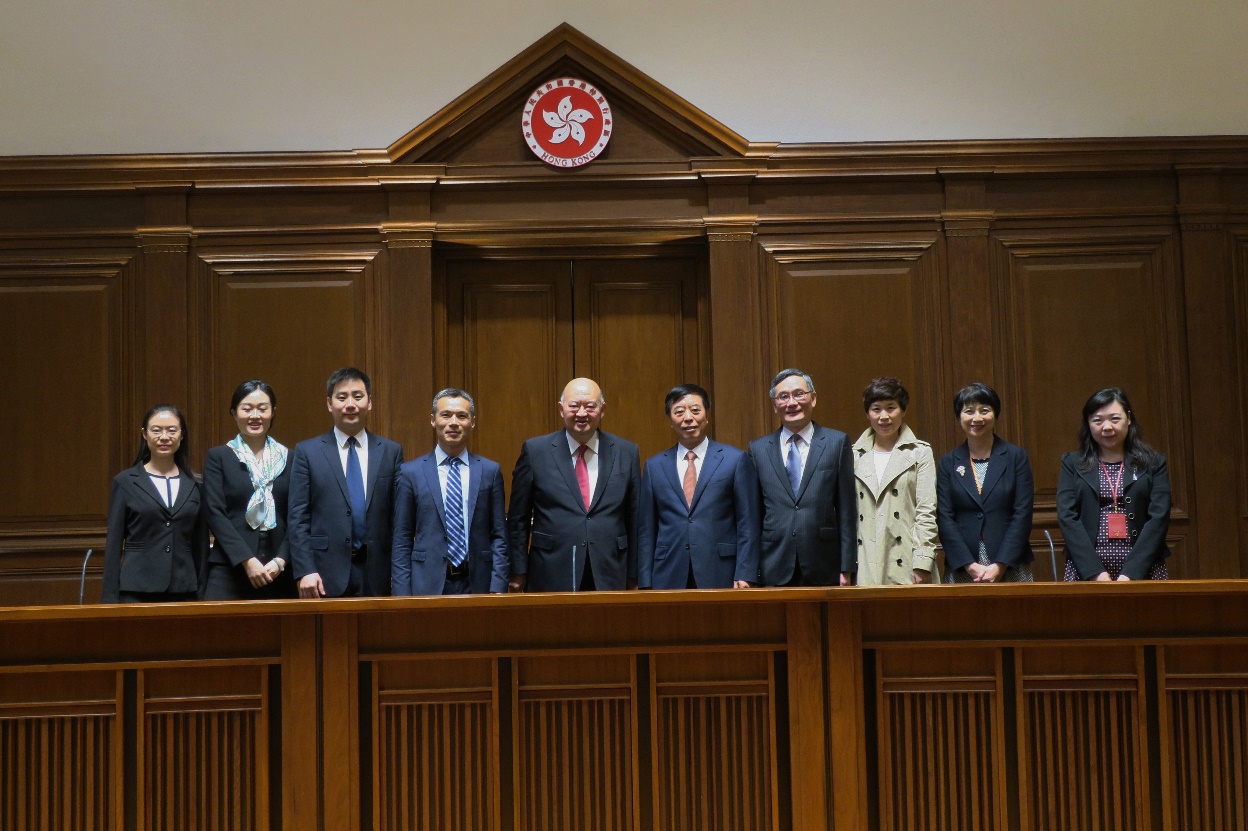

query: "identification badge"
xmin=1107 ymin=512 xmax=1128 ymax=539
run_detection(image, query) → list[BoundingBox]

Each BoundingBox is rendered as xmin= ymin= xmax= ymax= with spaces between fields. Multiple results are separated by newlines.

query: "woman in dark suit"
xmin=101 ymin=405 xmax=207 ymax=603
xmin=936 ymin=383 xmax=1035 ymax=583
xmin=1057 ymin=388 xmax=1171 ymax=581
xmin=202 ymin=380 xmax=294 ymax=600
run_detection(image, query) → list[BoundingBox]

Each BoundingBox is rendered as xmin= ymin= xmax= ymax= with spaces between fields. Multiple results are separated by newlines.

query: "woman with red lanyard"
xmin=1057 ymin=388 xmax=1172 ymax=581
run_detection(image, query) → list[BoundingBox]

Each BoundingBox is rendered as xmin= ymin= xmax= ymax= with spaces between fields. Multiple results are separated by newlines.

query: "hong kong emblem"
xmin=522 ymin=78 xmax=612 ymax=168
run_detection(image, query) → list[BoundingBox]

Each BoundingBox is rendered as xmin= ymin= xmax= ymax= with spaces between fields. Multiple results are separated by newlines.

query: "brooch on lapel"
xmin=956 ymin=465 xmax=966 ymax=477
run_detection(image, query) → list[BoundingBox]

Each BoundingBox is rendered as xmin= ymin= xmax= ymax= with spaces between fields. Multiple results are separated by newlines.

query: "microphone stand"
xmin=1044 ymin=531 xmax=1058 ymax=581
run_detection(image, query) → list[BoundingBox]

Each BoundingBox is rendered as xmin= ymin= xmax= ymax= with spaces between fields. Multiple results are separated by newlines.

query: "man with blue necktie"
xmin=288 ymin=367 xmax=404 ymax=598
xmin=748 ymin=369 xmax=856 ymax=587
xmin=391 ymin=389 xmax=509 ymax=595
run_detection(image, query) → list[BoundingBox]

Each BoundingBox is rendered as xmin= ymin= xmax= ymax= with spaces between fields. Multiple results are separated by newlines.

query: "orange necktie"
xmin=683 ymin=449 xmax=697 ymax=507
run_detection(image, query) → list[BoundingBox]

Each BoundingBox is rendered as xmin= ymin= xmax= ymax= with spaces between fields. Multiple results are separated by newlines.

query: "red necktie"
xmin=683 ymin=450 xmax=697 ymax=507
xmin=575 ymin=444 xmax=591 ymax=510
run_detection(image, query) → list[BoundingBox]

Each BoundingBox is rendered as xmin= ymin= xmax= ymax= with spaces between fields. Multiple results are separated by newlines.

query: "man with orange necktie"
xmin=637 ymin=384 xmax=760 ymax=590
xmin=506 ymin=378 xmax=641 ymax=592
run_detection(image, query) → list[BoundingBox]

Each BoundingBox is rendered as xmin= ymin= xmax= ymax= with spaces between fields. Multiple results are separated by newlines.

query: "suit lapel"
xmin=796 ymin=427 xmax=827 ymax=502
xmin=763 ymin=431 xmax=793 ymax=503
xmin=875 ymin=447 xmax=911 ymax=495
xmin=421 ymin=454 xmax=447 ymax=529
xmin=365 ymin=434 xmax=383 ymax=507
xmin=1079 ymin=460 xmax=1101 ymax=497
xmin=169 ymin=470 xmax=195 ymax=515
xmin=690 ymin=443 xmax=723 ymax=511
xmin=319 ymin=433 xmax=350 ymax=503
xmin=978 ymin=438 xmax=1009 ymax=500
xmin=130 ymin=467 xmax=168 ymax=512
xmin=660 ymin=446 xmax=684 ymax=506
xmin=951 ymin=442 xmax=983 ymax=507
xmin=552 ymin=432 xmax=586 ymax=513
xmin=589 ymin=434 xmax=617 ymax=513
xmin=465 ymin=453 xmax=482 ymax=528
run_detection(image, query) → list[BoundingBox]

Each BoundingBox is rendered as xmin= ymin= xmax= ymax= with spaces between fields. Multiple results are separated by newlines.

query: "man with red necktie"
xmin=506 ymin=378 xmax=641 ymax=592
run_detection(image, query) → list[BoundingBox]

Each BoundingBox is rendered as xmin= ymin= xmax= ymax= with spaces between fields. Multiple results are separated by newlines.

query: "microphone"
xmin=1044 ymin=530 xmax=1057 ymax=581
xmin=571 ymin=544 xmax=577 ymax=593
xmin=79 ymin=549 xmax=93 ymax=605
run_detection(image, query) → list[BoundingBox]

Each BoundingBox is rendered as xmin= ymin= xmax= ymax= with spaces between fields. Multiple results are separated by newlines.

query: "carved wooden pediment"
xmin=387 ymin=23 xmax=750 ymax=165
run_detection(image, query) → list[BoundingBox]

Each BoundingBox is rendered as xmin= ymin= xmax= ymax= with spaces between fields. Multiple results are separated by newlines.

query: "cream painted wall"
xmin=2 ymin=0 xmax=1246 ymax=156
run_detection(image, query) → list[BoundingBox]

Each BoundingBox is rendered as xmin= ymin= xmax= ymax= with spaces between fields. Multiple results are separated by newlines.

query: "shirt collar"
xmin=334 ymin=426 xmax=368 ymax=449
xmin=781 ymin=423 xmax=815 ymax=446
xmin=566 ymin=430 xmax=600 ymax=456
xmin=434 ymin=445 xmax=470 ymax=466
xmin=678 ymin=437 xmax=710 ymax=459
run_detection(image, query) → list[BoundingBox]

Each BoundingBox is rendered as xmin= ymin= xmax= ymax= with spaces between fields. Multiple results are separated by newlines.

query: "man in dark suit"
xmin=391 ymin=388 xmax=508 ymax=595
xmin=288 ymin=367 xmax=404 ymax=598
xmin=748 ymin=368 xmax=856 ymax=587
xmin=506 ymin=378 xmax=641 ymax=592
xmin=638 ymin=384 xmax=760 ymax=590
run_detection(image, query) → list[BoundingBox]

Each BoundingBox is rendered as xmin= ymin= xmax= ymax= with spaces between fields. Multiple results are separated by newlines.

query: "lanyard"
xmin=1099 ymin=461 xmax=1125 ymax=511
xmin=968 ymin=450 xmax=985 ymax=494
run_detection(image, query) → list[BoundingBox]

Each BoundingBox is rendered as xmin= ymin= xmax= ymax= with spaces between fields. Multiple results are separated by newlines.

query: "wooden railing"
xmin=2 ymin=583 xmax=1246 ymax=830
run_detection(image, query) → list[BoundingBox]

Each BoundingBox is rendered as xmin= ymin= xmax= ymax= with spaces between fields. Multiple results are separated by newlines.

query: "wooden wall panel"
xmin=140 ymin=665 xmax=269 ymax=831
xmin=1018 ymin=648 xmax=1150 ymax=831
xmin=0 ymin=670 xmax=120 ymax=831
xmin=514 ymin=655 xmax=635 ymax=831
xmin=650 ymin=652 xmax=775 ymax=831
xmin=991 ymin=231 xmax=1186 ymax=509
xmin=762 ymin=234 xmax=951 ymax=447
xmin=193 ymin=247 xmax=382 ymax=450
xmin=373 ymin=658 xmax=497 ymax=831
xmin=0 ymin=258 xmax=127 ymax=528
xmin=875 ymin=649 xmax=1005 ymax=831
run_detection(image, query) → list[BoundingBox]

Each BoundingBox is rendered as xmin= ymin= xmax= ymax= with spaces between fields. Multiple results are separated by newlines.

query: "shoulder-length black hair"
xmin=1076 ymin=387 xmax=1161 ymax=472
xmin=131 ymin=404 xmax=198 ymax=480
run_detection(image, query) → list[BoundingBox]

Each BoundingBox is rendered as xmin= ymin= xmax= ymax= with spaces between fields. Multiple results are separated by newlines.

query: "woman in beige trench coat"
xmin=852 ymin=377 xmax=939 ymax=585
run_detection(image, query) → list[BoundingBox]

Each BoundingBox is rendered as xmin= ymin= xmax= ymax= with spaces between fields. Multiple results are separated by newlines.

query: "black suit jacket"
xmin=203 ymin=444 xmax=292 ymax=567
xmin=935 ymin=437 xmax=1034 ymax=572
xmin=507 ymin=429 xmax=641 ymax=592
xmin=287 ymin=430 xmax=403 ymax=597
xmin=101 ymin=464 xmax=208 ymax=603
xmin=748 ymin=423 xmax=856 ymax=586
xmin=1057 ymin=451 xmax=1171 ymax=580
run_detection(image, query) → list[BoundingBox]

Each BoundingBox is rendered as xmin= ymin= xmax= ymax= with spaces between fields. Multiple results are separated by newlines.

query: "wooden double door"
xmin=435 ymin=248 xmax=709 ymax=485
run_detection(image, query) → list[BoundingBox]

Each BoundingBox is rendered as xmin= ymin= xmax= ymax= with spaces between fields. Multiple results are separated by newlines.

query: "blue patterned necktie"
xmin=346 ymin=436 xmax=367 ymax=549
xmin=445 ymin=457 xmax=467 ymax=567
xmin=786 ymin=435 xmax=802 ymax=497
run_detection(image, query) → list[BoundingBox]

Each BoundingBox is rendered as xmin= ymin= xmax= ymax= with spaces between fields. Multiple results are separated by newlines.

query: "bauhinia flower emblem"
xmin=956 ymin=465 xmax=966 ymax=477
xmin=542 ymin=96 xmax=594 ymax=146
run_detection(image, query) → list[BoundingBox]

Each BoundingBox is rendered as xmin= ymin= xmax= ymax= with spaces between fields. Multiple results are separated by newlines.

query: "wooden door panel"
xmin=442 ymin=259 xmax=573 ymax=486
xmin=574 ymin=256 xmax=703 ymax=463
xmin=196 ymin=249 xmax=379 ymax=450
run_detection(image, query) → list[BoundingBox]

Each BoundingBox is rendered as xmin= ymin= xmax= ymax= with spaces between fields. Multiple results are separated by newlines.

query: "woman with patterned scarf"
xmin=202 ymin=380 xmax=295 ymax=600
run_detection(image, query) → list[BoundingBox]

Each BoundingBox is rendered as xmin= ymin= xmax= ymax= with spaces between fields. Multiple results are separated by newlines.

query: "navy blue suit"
xmin=287 ymin=430 xmax=403 ymax=597
xmin=935 ymin=437 xmax=1034 ymax=572
xmin=391 ymin=451 xmax=509 ymax=595
xmin=637 ymin=441 xmax=760 ymax=589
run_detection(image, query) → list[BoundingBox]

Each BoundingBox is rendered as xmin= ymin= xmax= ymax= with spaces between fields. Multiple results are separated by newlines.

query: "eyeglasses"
xmin=146 ymin=426 xmax=182 ymax=437
xmin=773 ymin=390 xmax=811 ymax=404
